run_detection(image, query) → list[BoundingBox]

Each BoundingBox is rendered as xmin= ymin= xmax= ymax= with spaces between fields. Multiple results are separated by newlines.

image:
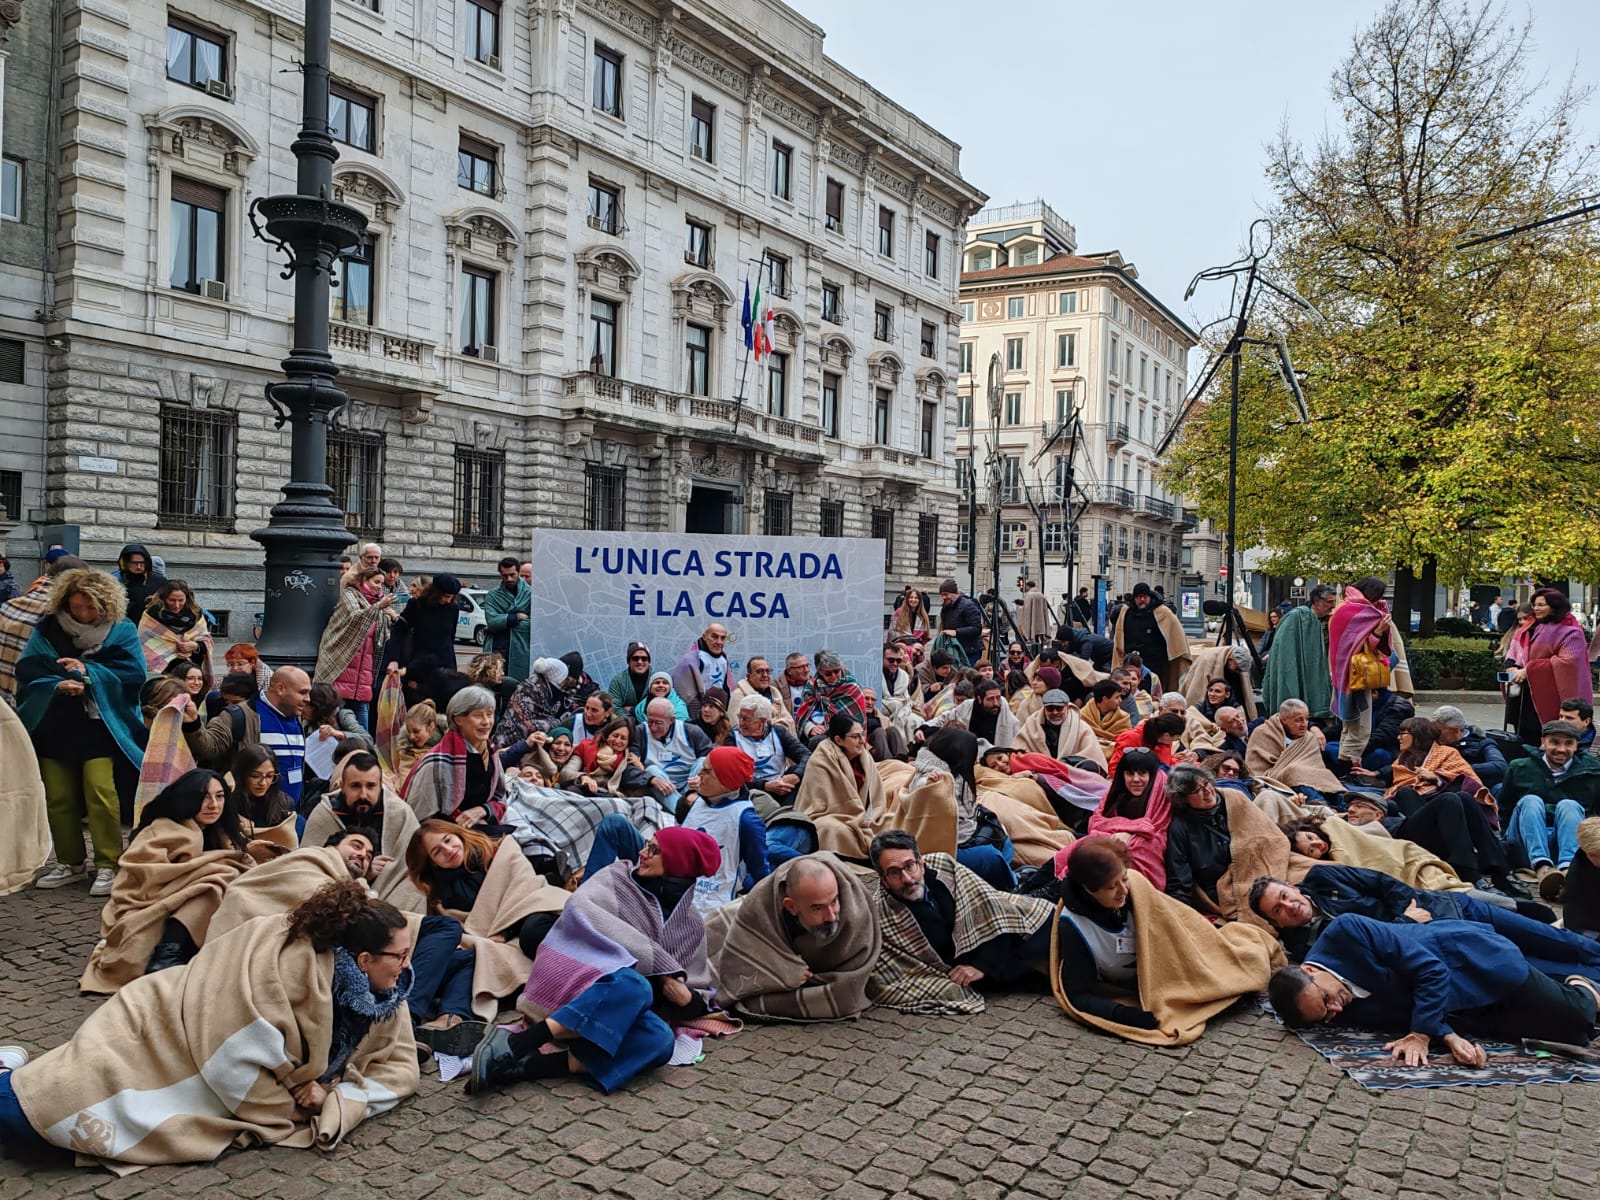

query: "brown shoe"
xmin=1538 ymin=865 xmax=1566 ymax=902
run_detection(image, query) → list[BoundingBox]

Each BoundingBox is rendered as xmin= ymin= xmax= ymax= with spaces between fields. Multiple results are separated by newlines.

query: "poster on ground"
xmin=527 ymin=530 xmax=886 ymax=691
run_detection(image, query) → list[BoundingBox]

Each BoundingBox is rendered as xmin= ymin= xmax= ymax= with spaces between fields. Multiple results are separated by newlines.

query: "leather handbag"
xmin=1347 ymin=644 xmax=1392 ymax=691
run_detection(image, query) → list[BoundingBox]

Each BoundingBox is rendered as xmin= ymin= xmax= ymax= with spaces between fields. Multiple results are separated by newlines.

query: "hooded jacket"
xmin=115 ymin=543 xmax=167 ymax=621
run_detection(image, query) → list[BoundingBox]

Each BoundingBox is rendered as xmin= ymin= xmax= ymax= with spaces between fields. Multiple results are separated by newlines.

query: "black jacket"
xmin=1164 ymin=802 xmax=1232 ymax=910
xmin=940 ymin=595 xmax=986 ymax=664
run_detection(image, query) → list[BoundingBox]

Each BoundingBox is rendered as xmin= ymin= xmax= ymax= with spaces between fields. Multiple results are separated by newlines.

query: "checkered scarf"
xmin=0 ymin=578 xmax=51 ymax=705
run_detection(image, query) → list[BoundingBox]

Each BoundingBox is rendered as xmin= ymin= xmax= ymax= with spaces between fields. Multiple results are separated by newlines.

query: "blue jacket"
xmin=1453 ymin=727 xmax=1507 ymax=790
xmin=1304 ymin=915 xmax=1530 ymax=1038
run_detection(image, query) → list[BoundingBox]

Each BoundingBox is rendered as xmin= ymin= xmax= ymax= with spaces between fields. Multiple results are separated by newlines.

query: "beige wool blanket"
xmin=974 ymin=764 xmax=1075 ymax=867
xmin=1245 ymin=716 xmax=1343 ymax=794
xmin=438 ymin=839 xmax=569 ymax=1020
xmin=80 ymin=818 xmax=252 ymax=994
xmin=1051 ymin=869 xmax=1283 ymax=1046
xmin=793 ymin=737 xmax=885 ymax=860
xmin=210 ymin=846 xmax=354 ymax=942
xmin=17 ymin=913 xmax=418 ymax=1170
xmin=1016 ymin=707 xmax=1108 ymax=770
xmin=1212 ymin=792 xmax=1321 ymax=928
xmin=1319 ymin=813 xmax=1467 ymax=893
xmin=875 ymin=758 xmax=958 ymax=859
xmin=1180 ymin=645 xmax=1258 ymax=722
xmin=302 ymin=793 xmax=426 ymax=914
xmin=0 ymin=700 xmax=51 ymax=894
xmin=705 ymin=852 xmax=881 ymax=1022
xmin=1078 ymin=701 xmax=1132 ymax=756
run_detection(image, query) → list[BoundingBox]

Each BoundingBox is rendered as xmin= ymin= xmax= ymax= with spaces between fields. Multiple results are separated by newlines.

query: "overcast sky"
xmin=794 ymin=0 xmax=1600 ymax=333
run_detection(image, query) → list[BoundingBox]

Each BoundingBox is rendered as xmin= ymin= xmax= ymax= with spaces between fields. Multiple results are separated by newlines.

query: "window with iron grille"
xmin=820 ymin=499 xmax=845 ymax=538
xmin=328 ymin=431 xmax=384 ymax=537
xmin=916 ymin=513 xmax=938 ymax=574
xmin=762 ymin=490 xmax=792 ymax=537
xmin=0 ymin=339 xmax=22 ymax=384
xmin=453 ymin=446 xmax=504 ymax=547
xmin=871 ymin=508 xmax=894 ymax=572
xmin=585 ymin=463 xmax=626 ymax=531
xmin=158 ymin=404 xmax=236 ymax=530
xmin=0 ymin=470 xmax=20 ymax=522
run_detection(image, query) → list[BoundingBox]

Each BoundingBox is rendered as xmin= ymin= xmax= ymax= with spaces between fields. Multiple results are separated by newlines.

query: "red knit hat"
xmin=654 ymin=827 xmax=721 ymax=879
xmin=698 ymin=746 xmax=755 ymax=800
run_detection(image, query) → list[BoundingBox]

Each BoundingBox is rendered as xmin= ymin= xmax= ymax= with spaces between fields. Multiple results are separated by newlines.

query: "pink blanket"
xmin=1329 ymin=587 xmax=1391 ymax=719
xmin=1084 ymin=769 xmax=1172 ymax=889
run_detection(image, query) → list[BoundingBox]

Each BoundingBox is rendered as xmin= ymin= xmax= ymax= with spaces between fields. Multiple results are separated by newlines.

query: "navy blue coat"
xmin=1304 ymin=915 xmax=1530 ymax=1038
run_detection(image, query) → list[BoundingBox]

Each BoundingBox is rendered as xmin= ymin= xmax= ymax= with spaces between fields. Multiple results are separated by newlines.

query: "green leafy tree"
xmin=1165 ymin=0 xmax=1600 ymax=587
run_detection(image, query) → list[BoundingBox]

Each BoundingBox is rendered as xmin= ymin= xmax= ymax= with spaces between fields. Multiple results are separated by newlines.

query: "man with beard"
xmin=1112 ymin=582 xmax=1191 ymax=692
xmin=300 ymin=752 xmax=423 ymax=910
xmin=923 ymin=678 xmax=1019 ymax=748
xmin=705 ymin=854 xmax=882 ymax=1021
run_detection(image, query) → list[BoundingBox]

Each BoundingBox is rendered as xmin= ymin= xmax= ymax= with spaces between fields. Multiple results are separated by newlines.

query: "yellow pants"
xmin=40 ymin=757 xmax=123 ymax=871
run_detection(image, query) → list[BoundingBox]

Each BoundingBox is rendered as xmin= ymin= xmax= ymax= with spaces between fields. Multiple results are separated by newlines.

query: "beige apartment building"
xmin=955 ymin=201 xmax=1220 ymax=622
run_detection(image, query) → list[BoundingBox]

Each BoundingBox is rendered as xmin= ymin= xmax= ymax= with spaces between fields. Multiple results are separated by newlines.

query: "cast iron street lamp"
xmin=247 ymin=0 xmax=365 ymax=670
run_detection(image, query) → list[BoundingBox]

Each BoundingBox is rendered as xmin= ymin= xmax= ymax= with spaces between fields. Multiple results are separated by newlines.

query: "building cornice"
xmin=960 ymin=260 xmax=1197 ymax=345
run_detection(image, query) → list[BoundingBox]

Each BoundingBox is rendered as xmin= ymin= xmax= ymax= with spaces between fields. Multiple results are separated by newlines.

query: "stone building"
xmin=956 ymin=200 xmax=1221 ymax=616
xmin=0 ymin=0 xmax=983 ymax=628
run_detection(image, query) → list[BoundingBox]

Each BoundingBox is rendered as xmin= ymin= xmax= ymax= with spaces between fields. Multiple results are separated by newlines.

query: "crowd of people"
xmin=1 ymin=545 xmax=1599 ymax=1171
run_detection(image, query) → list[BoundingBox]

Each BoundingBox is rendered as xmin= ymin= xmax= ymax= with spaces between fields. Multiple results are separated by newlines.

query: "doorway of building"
xmin=686 ymin=483 xmax=741 ymax=534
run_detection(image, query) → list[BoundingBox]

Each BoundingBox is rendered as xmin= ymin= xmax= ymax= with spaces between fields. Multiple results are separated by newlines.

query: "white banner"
xmin=527 ymin=531 xmax=886 ymax=691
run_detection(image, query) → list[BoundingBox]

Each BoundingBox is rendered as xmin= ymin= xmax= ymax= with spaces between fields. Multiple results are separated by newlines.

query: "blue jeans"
xmin=1505 ymin=795 xmax=1584 ymax=869
xmin=410 ymin=915 xmax=476 ymax=1022
xmin=957 ymin=836 xmax=1016 ymax=891
xmin=584 ymin=814 xmax=645 ymax=879
xmin=344 ymin=700 xmax=370 ymax=728
xmin=551 ymin=968 xmax=675 ymax=1093
xmin=0 ymin=1071 xmax=59 ymax=1162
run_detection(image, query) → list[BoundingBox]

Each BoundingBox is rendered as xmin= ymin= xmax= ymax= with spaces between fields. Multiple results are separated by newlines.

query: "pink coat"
xmin=334 ymin=623 xmax=380 ymax=702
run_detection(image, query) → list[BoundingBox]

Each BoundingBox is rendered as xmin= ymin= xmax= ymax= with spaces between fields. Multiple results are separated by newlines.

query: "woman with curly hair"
xmin=0 ymin=880 xmax=419 ymax=1167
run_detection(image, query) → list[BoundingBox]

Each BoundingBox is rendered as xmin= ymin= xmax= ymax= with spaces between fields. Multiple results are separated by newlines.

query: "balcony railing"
xmin=1107 ymin=421 xmax=1129 ymax=447
xmin=330 ymin=320 xmax=434 ymax=368
xmin=1142 ymin=496 xmax=1176 ymax=521
xmin=1096 ymin=485 xmax=1135 ymax=509
xmin=562 ymin=372 xmax=825 ymax=451
xmin=1180 ymin=509 xmax=1198 ymax=531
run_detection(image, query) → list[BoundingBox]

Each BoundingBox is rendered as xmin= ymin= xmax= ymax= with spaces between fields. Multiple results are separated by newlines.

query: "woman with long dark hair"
xmin=1508 ymin=588 xmax=1593 ymax=744
xmin=1086 ymin=748 xmax=1172 ymax=889
xmin=382 ymin=573 xmax=463 ymax=709
xmin=230 ymin=743 xmax=295 ymax=828
xmin=79 ymin=770 xmax=252 ymax=992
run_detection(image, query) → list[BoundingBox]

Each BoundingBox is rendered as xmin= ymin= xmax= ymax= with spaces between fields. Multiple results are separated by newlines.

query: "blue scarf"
xmin=332 ymin=946 xmax=412 ymax=1021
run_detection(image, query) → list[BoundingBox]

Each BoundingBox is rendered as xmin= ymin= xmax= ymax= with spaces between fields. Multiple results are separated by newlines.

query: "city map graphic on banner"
xmin=527 ymin=531 xmax=887 ymax=689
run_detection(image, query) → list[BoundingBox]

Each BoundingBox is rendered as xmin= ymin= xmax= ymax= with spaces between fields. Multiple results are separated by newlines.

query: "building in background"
xmin=0 ymin=0 xmax=984 ymax=627
xmin=956 ymin=200 xmax=1220 ymax=622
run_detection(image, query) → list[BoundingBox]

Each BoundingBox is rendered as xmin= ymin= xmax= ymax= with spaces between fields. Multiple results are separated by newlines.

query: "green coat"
xmin=480 ymin=580 xmax=532 ymax=681
xmin=1260 ymin=605 xmax=1332 ymax=718
xmin=1498 ymin=751 xmax=1600 ymax=825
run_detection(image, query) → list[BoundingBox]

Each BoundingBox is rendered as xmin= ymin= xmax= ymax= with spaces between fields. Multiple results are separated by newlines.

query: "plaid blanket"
xmin=374 ymin=668 xmax=406 ymax=782
xmin=868 ymin=853 xmax=1052 ymax=1015
xmin=517 ymin=861 xmax=709 ymax=1022
xmin=314 ymin=583 xmax=392 ymax=688
xmin=400 ymin=728 xmax=505 ymax=824
xmin=502 ymin=778 xmax=675 ymax=866
xmin=135 ymin=692 xmax=199 ymax=820
xmin=0 ymin=578 xmax=51 ymax=705
xmin=137 ymin=610 xmax=214 ymax=682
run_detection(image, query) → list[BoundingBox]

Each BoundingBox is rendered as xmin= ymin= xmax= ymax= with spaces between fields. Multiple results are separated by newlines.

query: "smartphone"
xmin=1496 ymin=670 xmax=1513 ymax=684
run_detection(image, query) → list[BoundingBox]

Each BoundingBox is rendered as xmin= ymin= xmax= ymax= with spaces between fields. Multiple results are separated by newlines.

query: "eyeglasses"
xmin=248 ymin=769 xmax=279 ymax=783
xmin=881 ymin=859 xmax=922 ymax=880
xmin=640 ymin=841 xmax=660 ymax=858
xmin=371 ymin=947 xmax=412 ymax=965
xmin=629 ymin=654 xmax=650 ymax=663
xmin=751 ymin=666 xmax=771 ymax=675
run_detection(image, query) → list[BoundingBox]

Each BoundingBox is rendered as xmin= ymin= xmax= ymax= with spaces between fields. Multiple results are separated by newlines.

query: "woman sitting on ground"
xmin=402 ymin=820 xmax=569 ymax=1052
xmin=573 ymin=717 xmax=650 ymax=796
xmin=1086 ymin=748 xmax=1172 ymax=890
xmin=632 ymin=671 xmax=690 ymax=724
xmin=0 ymin=880 xmax=419 ymax=1167
xmin=79 ymin=770 xmax=253 ymax=993
xmin=401 ymin=686 xmax=510 ymax=832
xmin=162 ymin=656 xmax=207 ymax=703
xmin=230 ymin=743 xmax=296 ymax=829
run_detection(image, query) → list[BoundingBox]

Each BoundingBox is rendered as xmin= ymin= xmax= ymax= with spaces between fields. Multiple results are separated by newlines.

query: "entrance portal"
xmin=686 ymin=483 xmax=741 ymax=534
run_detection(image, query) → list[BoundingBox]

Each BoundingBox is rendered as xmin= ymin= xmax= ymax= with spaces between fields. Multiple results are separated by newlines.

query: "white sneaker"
xmin=90 ymin=868 xmax=116 ymax=897
xmin=35 ymin=863 xmax=80 ymax=889
xmin=0 ymin=1046 xmax=27 ymax=1072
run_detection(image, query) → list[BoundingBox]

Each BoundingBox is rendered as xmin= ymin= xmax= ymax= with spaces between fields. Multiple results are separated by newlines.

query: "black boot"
xmin=1493 ymin=873 xmax=1534 ymax=901
xmin=146 ymin=938 xmax=193 ymax=974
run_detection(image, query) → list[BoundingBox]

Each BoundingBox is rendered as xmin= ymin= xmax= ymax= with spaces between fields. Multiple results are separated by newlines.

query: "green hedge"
xmin=1405 ymin=636 xmax=1502 ymax=690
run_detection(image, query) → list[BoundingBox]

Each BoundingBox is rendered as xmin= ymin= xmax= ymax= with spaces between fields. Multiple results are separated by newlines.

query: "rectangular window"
xmin=1059 ymin=290 xmax=1077 ymax=314
xmin=1139 ymin=356 xmax=1148 ymax=391
xmin=874 ymin=389 xmax=891 ymax=445
xmin=329 ymin=84 xmax=376 ymax=152
xmin=168 ymin=177 xmax=226 ymax=293
xmin=765 ymin=253 xmax=789 ymax=298
xmin=584 ymin=463 xmax=627 ymax=531
xmin=762 ymin=490 xmax=793 ymax=537
xmin=971 ymin=248 xmax=992 ymax=271
xmin=917 ymin=514 xmax=938 ymax=573
xmin=956 ymin=391 xmax=972 ymax=428
xmin=685 ymin=323 xmax=710 ymax=395
xmin=920 ymin=401 xmax=937 ymax=457
xmin=464 ymin=0 xmax=500 ymax=65
xmin=1004 ymin=337 xmax=1023 ymax=371
xmin=960 ymin=301 xmax=973 ymax=322
xmin=593 ymin=44 xmax=623 ymax=117
xmin=766 ymin=351 xmax=788 ymax=417
xmin=1051 ymin=455 xmax=1071 ymax=500
xmin=684 ymin=219 xmax=712 ymax=268
xmin=166 ymin=18 xmax=227 ymax=89
xmin=0 ymin=470 xmax=19 ymax=522
xmin=877 ymin=206 xmax=894 ymax=256
xmin=1056 ymin=332 xmax=1076 ymax=368
xmin=874 ymin=303 xmax=893 ymax=343
xmin=825 ymin=178 xmax=844 ymax=231
xmin=871 ymin=508 xmax=894 ymax=572
xmin=1003 ymin=392 xmax=1021 ymax=426
xmin=1007 ymin=296 xmax=1025 ymax=320
xmin=452 ymin=446 xmax=504 ymax=547
xmin=1044 ymin=522 xmax=1064 ymax=554
xmin=0 ymin=339 xmax=20 ymax=384
xmin=587 ymin=180 xmax=621 ymax=233
xmin=820 ymin=499 xmax=845 ymax=538
xmin=589 ymin=296 xmax=618 ymax=376
xmin=457 ymin=135 xmax=497 ymax=195
xmin=924 ymin=231 xmax=940 ymax=278
xmin=333 ymin=235 xmax=375 ymax=325
xmin=2 ymin=157 xmax=23 ymax=221
xmin=958 ymin=342 xmax=973 ymax=375
xmin=328 ymin=431 xmax=384 ymax=537
xmin=1001 ymin=456 xmax=1021 ymax=504
xmin=1055 ymin=387 xmax=1075 ymax=423
xmin=955 ymin=522 xmax=970 ymax=556
xmin=920 ymin=321 xmax=937 ymax=359
xmin=1110 ymin=296 xmax=1120 ymax=320
xmin=689 ymin=96 xmax=715 ymax=162
xmin=770 ymin=141 xmax=792 ymax=199
xmin=955 ymin=458 xmax=971 ymax=496
xmin=821 ymin=372 xmax=840 ymax=437
xmin=821 ymin=282 xmax=842 ymax=324
xmin=1001 ymin=521 xmax=1028 ymax=555
xmin=1109 ymin=335 xmax=1119 ymax=374
xmin=459 ymin=265 xmax=497 ymax=354
xmin=158 ymin=403 xmax=236 ymax=529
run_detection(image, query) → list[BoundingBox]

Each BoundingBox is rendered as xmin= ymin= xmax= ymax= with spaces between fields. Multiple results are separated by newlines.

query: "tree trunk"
xmin=1392 ymin=566 xmax=1414 ymax=637
xmin=1418 ymin=556 xmax=1437 ymax=638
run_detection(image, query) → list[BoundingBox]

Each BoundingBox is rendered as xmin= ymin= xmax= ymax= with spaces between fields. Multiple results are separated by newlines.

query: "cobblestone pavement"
xmin=2 ymin=884 xmax=1598 ymax=1199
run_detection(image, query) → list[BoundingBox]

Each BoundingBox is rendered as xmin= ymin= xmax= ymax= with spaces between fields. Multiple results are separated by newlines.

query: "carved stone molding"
xmin=868 ymin=351 xmax=903 ymax=387
xmin=145 ymin=110 xmax=261 ymax=177
xmin=575 ymin=244 xmax=641 ymax=296
xmin=820 ymin=334 xmax=854 ymax=371
xmin=0 ymin=1 xmax=23 ymax=47
xmin=751 ymin=82 xmax=818 ymax=137
xmin=445 ymin=210 xmax=519 ymax=263
xmin=580 ymin=0 xmax=657 ymax=41
xmin=333 ymin=168 xmax=404 ymax=224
